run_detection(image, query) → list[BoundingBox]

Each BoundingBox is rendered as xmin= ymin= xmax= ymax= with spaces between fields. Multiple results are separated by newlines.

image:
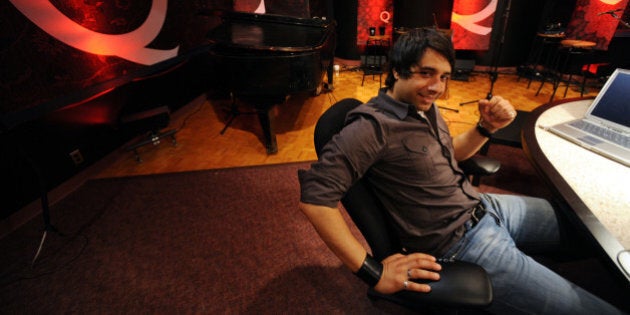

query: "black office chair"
xmin=313 ymin=98 xmax=493 ymax=313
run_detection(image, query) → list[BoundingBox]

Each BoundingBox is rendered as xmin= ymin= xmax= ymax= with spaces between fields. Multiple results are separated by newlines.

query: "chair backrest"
xmin=313 ymin=98 xmax=401 ymax=261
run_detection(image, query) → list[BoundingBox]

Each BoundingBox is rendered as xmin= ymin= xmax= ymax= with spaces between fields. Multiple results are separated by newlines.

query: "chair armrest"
xmin=458 ymin=155 xmax=501 ymax=176
xmin=367 ymin=260 xmax=493 ymax=309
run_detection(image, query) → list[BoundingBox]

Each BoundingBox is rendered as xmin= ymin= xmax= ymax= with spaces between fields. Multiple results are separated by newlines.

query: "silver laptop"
xmin=547 ymin=68 xmax=630 ymax=167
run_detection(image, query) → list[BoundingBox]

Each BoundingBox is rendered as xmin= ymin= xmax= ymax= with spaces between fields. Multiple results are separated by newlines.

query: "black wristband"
xmin=355 ymin=254 xmax=383 ymax=286
xmin=476 ymin=122 xmax=493 ymax=138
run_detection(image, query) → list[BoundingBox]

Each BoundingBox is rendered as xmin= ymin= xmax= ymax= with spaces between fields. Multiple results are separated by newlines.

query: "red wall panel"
xmin=451 ymin=0 xmax=498 ymax=50
xmin=357 ymin=0 xmax=393 ymax=47
xmin=565 ymin=0 xmax=629 ymax=50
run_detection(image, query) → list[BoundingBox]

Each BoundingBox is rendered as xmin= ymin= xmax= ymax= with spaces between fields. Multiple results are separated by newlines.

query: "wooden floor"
xmin=95 ymin=65 xmax=598 ymax=179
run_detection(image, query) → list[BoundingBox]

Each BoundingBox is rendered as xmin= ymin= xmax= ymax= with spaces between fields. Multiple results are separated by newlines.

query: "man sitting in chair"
xmin=298 ymin=28 xmax=624 ymax=314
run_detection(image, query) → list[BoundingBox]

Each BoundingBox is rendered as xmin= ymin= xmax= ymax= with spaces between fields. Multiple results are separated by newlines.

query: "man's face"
xmin=388 ymin=48 xmax=451 ymax=112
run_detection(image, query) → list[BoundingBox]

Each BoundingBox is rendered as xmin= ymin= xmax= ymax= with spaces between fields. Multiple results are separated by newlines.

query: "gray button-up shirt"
xmin=300 ymin=88 xmax=481 ymax=255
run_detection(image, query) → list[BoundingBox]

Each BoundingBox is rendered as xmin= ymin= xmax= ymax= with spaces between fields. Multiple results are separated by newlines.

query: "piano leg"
xmin=253 ymin=95 xmax=286 ymax=154
xmin=256 ymin=105 xmax=278 ymax=154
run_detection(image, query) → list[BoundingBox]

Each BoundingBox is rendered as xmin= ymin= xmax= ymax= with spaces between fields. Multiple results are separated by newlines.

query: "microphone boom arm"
xmin=609 ymin=12 xmax=630 ymax=29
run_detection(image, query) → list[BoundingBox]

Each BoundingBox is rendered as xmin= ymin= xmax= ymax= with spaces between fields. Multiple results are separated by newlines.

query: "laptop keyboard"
xmin=569 ymin=120 xmax=630 ymax=148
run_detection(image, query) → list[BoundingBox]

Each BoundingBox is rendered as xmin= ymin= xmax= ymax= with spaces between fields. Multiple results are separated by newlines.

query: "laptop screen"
xmin=589 ymin=69 xmax=630 ymax=128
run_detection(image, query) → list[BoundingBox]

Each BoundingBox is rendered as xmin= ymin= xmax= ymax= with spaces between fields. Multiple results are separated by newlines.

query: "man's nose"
xmin=427 ymin=77 xmax=444 ymax=91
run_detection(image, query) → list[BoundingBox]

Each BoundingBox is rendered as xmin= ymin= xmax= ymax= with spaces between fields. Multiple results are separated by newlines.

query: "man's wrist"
xmin=355 ymin=253 xmax=383 ymax=286
xmin=476 ymin=120 xmax=495 ymax=138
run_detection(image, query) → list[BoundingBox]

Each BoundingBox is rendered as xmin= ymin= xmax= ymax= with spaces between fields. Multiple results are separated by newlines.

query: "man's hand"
xmin=374 ymin=253 xmax=442 ymax=294
xmin=478 ymin=95 xmax=517 ymax=133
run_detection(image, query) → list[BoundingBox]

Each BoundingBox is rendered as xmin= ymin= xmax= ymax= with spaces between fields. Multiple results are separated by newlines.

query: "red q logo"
xmin=8 ymin=0 xmax=179 ymax=65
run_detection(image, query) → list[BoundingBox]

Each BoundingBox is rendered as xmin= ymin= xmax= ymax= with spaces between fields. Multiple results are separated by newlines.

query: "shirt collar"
xmin=371 ymin=87 xmax=433 ymax=121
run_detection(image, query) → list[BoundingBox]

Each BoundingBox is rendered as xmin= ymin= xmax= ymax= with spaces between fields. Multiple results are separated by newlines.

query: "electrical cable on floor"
xmin=174 ymin=96 xmax=206 ymax=133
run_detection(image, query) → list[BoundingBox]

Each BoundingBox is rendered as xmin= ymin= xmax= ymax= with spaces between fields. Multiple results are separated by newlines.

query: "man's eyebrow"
xmin=416 ymin=66 xmax=451 ymax=76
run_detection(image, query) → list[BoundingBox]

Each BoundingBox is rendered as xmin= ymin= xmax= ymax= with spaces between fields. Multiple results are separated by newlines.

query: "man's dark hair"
xmin=385 ymin=28 xmax=456 ymax=89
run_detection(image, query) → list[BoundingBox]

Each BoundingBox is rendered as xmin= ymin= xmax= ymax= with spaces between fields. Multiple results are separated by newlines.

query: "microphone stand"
xmin=605 ymin=11 xmax=630 ymax=29
xmin=15 ymin=143 xmax=62 ymax=266
xmin=460 ymin=0 xmax=512 ymax=105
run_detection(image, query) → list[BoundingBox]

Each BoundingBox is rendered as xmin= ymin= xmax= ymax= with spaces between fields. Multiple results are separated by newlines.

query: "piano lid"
xmin=205 ymin=11 xmax=335 ymax=53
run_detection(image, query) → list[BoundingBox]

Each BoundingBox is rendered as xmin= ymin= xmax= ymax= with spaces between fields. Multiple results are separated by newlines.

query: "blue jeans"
xmin=442 ymin=193 xmax=626 ymax=315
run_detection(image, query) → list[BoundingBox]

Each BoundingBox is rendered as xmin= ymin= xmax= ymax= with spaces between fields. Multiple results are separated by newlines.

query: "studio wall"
xmin=0 ymin=1 xmax=232 ymax=219
xmin=1 ymin=0 xmax=231 ymax=129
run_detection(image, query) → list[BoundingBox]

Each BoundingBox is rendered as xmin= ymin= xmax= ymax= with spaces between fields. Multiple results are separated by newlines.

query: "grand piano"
xmin=204 ymin=11 xmax=336 ymax=154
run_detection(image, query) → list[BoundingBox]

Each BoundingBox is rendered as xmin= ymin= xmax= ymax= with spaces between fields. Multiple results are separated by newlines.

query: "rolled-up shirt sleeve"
xmin=299 ymin=114 xmax=385 ymax=208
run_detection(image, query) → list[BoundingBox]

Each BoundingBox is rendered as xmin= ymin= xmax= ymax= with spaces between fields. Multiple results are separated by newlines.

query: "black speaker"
xmin=452 ymin=59 xmax=475 ymax=81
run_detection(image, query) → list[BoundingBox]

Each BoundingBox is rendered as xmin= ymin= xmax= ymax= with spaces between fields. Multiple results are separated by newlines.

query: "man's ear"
xmin=392 ymin=68 xmax=400 ymax=80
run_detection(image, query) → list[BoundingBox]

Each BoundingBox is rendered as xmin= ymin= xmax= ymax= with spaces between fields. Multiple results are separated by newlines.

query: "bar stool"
xmin=536 ymin=39 xmax=596 ymax=102
xmin=362 ymin=35 xmax=390 ymax=87
xmin=518 ymin=32 xmax=564 ymax=88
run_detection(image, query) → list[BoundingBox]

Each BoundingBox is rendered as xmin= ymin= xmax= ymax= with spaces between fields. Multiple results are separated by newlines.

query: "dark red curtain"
xmin=565 ymin=0 xmax=629 ymax=50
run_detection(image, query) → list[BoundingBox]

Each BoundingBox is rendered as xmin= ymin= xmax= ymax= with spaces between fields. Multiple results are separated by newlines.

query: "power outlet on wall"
xmin=69 ymin=149 xmax=84 ymax=165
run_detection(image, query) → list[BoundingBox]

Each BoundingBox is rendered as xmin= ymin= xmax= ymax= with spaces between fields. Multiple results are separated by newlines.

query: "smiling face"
xmin=387 ymin=48 xmax=451 ymax=112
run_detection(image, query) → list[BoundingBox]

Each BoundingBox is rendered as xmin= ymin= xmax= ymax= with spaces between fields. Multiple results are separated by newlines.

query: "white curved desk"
xmin=523 ymin=98 xmax=630 ymax=283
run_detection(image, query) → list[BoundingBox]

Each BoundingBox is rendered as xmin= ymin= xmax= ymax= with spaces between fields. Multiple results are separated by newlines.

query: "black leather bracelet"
xmin=476 ymin=122 xmax=493 ymax=138
xmin=355 ymin=254 xmax=383 ymax=286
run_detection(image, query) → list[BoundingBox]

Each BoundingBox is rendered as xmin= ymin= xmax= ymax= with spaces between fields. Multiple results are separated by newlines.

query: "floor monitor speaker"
xmin=453 ymin=59 xmax=475 ymax=81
